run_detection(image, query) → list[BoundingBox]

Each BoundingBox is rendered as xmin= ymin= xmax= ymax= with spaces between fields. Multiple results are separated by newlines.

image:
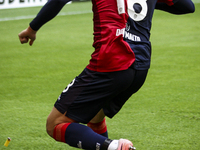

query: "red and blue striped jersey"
xmin=86 ymin=0 xmax=193 ymax=72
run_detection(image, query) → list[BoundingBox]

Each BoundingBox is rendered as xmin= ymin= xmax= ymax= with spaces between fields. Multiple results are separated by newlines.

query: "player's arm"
xmin=155 ymin=0 xmax=195 ymax=14
xmin=18 ymin=0 xmax=71 ymax=46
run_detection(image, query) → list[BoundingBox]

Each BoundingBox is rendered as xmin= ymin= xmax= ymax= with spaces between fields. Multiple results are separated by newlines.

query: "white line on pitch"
xmin=0 ymin=10 xmax=92 ymax=22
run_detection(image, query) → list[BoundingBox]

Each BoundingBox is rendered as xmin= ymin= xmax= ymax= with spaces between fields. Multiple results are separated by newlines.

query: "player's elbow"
xmin=190 ymin=4 xmax=195 ymax=13
xmin=185 ymin=3 xmax=195 ymax=13
xmin=175 ymin=1 xmax=195 ymax=14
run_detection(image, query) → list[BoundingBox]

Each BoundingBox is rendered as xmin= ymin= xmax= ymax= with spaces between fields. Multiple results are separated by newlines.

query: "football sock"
xmin=87 ymin=118 xmax=108 ymax=137
xmin=53 ymin=123 xmax=70 ymax=143
xmin=53 ymin=122 xmax=108 ymax=150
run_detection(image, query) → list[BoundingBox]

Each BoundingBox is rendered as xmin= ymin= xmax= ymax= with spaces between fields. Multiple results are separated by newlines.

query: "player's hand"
xmin=18 ymin=26 xmax=37 ymax=46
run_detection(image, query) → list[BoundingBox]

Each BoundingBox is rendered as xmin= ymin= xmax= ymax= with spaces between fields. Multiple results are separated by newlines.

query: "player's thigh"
xmin=65 ymin=68 xmax=135 ymax=123
xmin=89 ymin=109 xmax=105 ymax=123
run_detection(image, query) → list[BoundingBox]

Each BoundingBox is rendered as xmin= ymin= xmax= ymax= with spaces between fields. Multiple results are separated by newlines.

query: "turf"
xmin=0 ymin=1 xmax=200 ymax=150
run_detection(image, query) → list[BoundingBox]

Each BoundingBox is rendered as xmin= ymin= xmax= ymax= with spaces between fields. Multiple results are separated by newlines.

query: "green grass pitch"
xmin=0 ymin=1 xmax=200 ymax=150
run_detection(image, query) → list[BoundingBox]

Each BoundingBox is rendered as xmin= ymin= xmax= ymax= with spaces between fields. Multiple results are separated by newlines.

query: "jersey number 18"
xmin=117 ymin=0 xmax=148 ymax=21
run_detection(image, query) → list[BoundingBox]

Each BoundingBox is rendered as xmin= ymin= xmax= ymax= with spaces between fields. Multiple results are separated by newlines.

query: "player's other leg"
xmin=86 ymin=109 xmax=136 ymax=150
xmin=87 ymin=109 xmax=108 ymax=137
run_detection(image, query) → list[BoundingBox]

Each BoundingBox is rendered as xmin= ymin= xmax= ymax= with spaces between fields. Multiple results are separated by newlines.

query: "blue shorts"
xmin=54 ymin=67 xmax=148 ymax=124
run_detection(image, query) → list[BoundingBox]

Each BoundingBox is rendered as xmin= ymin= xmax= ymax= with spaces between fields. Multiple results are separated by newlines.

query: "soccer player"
xmin=18 ymin=0 xmax=194 ymax=149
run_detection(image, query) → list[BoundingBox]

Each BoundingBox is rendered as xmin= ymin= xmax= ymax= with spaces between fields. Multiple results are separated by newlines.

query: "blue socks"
xmin=54 ymin=122 xmax=108 ymax=149
xmin=65 ymin=123 xmax=108 ymax=149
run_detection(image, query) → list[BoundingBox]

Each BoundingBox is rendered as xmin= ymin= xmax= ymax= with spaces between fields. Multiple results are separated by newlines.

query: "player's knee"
xmin=46 ymin=119 xmax=55 ymax=138
xmin=46 ymin=126 xmax=52 ymax=137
